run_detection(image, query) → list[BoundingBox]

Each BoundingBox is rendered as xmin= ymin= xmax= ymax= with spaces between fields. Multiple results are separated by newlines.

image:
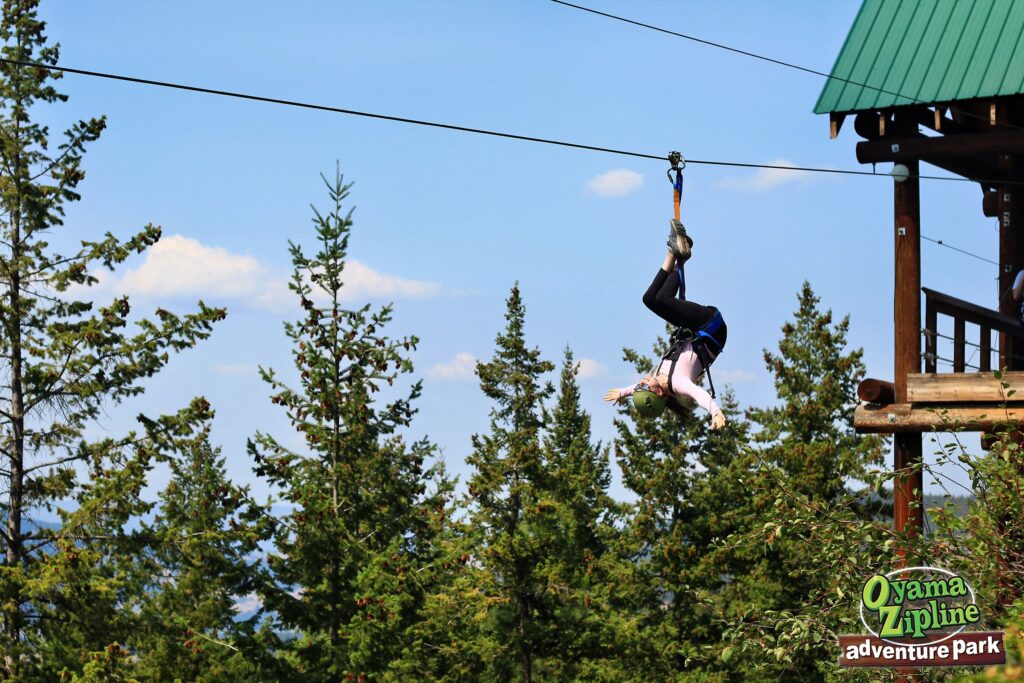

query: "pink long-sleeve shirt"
xmin=617 ymin=340 xmax=720 ymax=416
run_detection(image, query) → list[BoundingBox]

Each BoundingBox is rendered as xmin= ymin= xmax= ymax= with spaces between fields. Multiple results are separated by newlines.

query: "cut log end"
xmin=857 ymin=378 xmax=896 ymax=404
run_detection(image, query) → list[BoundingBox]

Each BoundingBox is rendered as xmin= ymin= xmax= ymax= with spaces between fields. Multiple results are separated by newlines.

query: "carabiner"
xmin=666 ymin=150 xmax=685 ymax=183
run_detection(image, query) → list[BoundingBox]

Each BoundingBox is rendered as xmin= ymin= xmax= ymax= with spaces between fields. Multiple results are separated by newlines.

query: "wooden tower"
xmin=816 ymin=0 xmax=1024 ymax=536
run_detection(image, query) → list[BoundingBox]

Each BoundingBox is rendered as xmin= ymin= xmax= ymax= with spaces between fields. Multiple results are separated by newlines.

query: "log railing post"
xmin=924 ymin=299 xmax=937 ymax=373
xmin=981 ymin=326 xmax=992 ymax=372
xmin=953 ymin=317 xmax=966 ymax=372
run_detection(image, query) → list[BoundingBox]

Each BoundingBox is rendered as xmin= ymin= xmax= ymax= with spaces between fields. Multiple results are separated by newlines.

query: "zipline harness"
xmin=659 ymin=151 xmax=722 ymax=400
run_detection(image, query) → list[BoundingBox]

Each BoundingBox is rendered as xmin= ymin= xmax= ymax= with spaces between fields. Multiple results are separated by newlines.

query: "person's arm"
xmin=661 ymin=369 xmax=727 ymax=429
xmin=604 ymin=381 xmax=640 ymax=403
xmin=605 ymin=372 xmax=664 ymax=403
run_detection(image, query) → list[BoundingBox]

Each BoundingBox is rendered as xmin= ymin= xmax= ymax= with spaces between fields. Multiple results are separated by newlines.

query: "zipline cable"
xmin=2 ymin=58 xmax=1018 ymax=186
xmin=550 ymin=0 xmax=1024 ymax=134
xmin=921 ymin=235 xmax=999 ymax=266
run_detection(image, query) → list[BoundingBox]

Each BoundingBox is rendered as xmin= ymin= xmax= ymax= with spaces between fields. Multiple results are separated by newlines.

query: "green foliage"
xmin=748 ymin=282 xmax=885 ymax=502
xmin=248 ymin=167 xmax=452 ymax=681
xmin=0 ymin=1 xmax=224 ymax=677
xmin=537 ymin=348 xmax=624 ymax=680
xmin=424 ymin=290 xmax=628 ymax=681
xmin=126 ymin=403 xmax=271 ymax=681
xmin=462 ymin=284 xmax=558 ymax=680
xmin=60 ymin=643 xmax=139 ymax=683
xmin=930 ymin=423 xmax=1024 ymax=616
xmin=720 ymin=284 xmax=956 ymax=682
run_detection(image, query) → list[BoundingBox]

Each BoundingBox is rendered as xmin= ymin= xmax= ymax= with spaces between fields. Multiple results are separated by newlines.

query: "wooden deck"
xmin=854 ymin=372 xmax=1024 ymax=433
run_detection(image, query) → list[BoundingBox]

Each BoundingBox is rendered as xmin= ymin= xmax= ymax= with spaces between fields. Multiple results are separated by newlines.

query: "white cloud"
xmin=84 ymin=234 xmax=443 ymax=313
xmin=337 ymin=259 xmax=442 ymax=301
xmin=575 ymin=358 xmax=607 ymax=379
xmin=585 ymin=168 xmax=644 ymax=197
xmin=426 ymin=352 xmax=477 ymax=382
xmin=213 ymin=363 xmax=256 ymax=377
xmin=715 ymin=158 xmax=818 ymax=191
xmin=714 ymin=368 xmax=758 ymax=384
xmin=118 ymin=235 xmax=263 ymax=299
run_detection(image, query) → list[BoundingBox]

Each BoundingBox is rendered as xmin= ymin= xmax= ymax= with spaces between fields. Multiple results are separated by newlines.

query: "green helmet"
xmin=632 ymin=389 xmax=667 ymax=418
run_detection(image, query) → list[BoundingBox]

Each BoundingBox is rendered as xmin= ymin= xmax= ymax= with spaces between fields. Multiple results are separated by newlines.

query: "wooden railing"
xmin=922 ymin=287 xmax=1024 ymax=373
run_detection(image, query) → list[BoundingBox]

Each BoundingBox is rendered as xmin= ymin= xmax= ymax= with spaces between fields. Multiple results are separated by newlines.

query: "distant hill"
xmin=924 ymin=493 xmax=971 ymax=518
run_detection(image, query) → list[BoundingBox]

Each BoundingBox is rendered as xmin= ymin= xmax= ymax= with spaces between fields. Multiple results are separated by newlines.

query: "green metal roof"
xmin=815 ymin=0 xmax=1024 ymax=114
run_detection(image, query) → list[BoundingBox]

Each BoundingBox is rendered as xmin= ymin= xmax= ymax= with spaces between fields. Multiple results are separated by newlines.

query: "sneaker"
xmin=667 ymin=238 xmax=691 ymax=263
xmin=670 ymin=219 xmax=692 ymax=260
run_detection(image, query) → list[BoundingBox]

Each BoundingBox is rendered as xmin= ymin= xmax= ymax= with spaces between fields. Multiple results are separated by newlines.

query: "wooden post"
xmin=999 ymin=185 xmax=1021 ymax=370
xmin=981 ymin=326 xmax=992 ymax=372
xmin=894 ymin=158 xmax=923 ymax=536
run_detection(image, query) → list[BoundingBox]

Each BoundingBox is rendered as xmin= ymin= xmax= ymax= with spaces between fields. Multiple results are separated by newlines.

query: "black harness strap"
xmin=661 ymin=324 xmax=719 ymax=400
xmin=693 ymin=340 xmax=717 ymax=399
xmin=662 ymin=332 xmax=687 ymax=396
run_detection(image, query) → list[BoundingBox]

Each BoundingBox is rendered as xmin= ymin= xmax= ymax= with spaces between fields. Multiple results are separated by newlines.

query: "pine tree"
xmin=748 ymin=282 xmax=884 ymax=503
xmin=463 ymin=284 xmax=555 ymax=682
xmin=721 ymin=283 xmax=888 ymax=679
xmin=386 ymin=506 xmax=484 ymax=682
xmin=544 ymin=348 xmax=614 ymax=565
xmin=248 ymin=167 xmax=449 ymax=681
xmin=128 ymin=401 xmax=271 ymax=680
xmin=0 ymin=2 xmax=224 ymax=675
xmin=538 ymin=347 xmax=623 ymax=680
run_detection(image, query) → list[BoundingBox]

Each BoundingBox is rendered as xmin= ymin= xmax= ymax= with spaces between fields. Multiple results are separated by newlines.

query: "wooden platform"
xmin=854 ymin=402 xmax=1024 ymax=433
xmin=854 ymin=372 xmax=1024 ymax=433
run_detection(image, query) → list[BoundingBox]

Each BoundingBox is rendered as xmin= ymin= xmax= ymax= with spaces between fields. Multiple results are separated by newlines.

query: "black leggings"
xmin=642 ymin=267 xmax=714 ymax=329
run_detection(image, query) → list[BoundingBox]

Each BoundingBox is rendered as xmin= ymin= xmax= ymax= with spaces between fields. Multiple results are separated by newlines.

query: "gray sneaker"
xmin=670 ymin=219 xmax=692 ymax=260
xmin=667 ymin=238 xmax=692 ymax=263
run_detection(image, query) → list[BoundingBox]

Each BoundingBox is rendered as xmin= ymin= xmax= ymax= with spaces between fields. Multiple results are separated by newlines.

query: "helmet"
xmin=632 ymin=388 xmax=667 ymax=418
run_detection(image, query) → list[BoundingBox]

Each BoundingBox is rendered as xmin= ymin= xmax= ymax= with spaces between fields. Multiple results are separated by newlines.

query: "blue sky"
xmin=37 ymin=1 xmax=995 ymax=502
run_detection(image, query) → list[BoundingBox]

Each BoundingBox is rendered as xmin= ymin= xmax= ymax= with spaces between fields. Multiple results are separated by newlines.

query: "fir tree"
xmin=722 ymin=283 xmax=888 ymax=679
xmin=128 ymin=401 xmax=271 ymax=680
xmin=249 ymin=167 xmax=449 ymax=681
xmin=748 ymin=282 xmax=884 ymax=503
xmin=538 ymin=347 xmax=623 ymax=680
xmin=544 ymin=348 xmax=614 ymax=564
xmin=463 ymin=284 xmax=555 ymax=683
xmin=386 ymin=507 xmax=484 ymax=682
xmin=0 ymin=2 xmax=224 ymax=675
xmin=399 ymin=348 xmax=623 ymax=682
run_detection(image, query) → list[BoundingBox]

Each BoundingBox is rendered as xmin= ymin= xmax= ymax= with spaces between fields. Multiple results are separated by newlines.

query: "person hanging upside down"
xmin=604 ymin=219 xmax=728 ymax=430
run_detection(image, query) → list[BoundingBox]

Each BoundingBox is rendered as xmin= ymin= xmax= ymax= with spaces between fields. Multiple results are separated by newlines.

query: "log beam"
xmin=920 ymin=156 xmax=1009 ymax=186
xmin=857 ymin=130 xmax=1024 ymax=164
xmin=855 ymin=402 xmax=1024 ymax=433
xmin=906 ymin=372 xmax=1024 ymax=403
xmin=857 ymin=378 xmax=895 ymax=404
